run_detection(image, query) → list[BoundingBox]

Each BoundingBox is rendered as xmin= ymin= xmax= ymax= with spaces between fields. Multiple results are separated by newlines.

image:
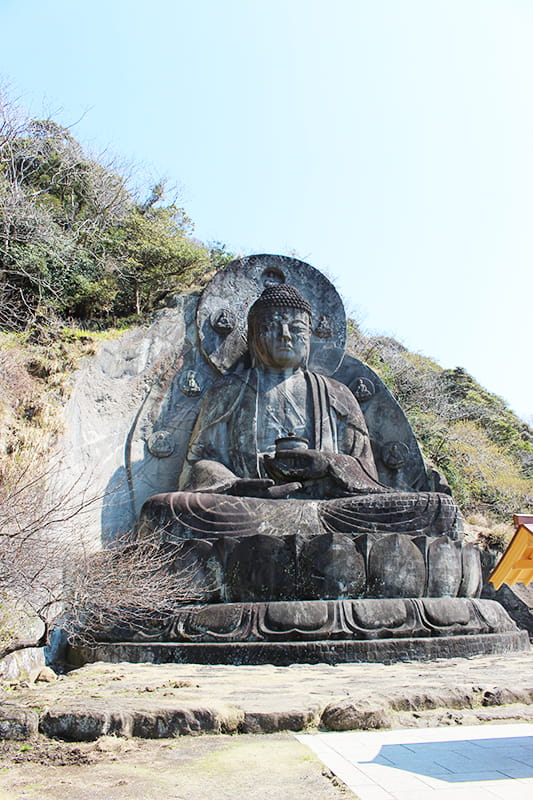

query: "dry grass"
xmin=466 ymin=513 xmax=514 ymax=552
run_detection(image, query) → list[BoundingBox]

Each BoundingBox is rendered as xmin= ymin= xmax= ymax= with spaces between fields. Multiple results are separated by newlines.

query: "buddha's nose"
xmin=280 ymin=322 xmax=291 ymax=340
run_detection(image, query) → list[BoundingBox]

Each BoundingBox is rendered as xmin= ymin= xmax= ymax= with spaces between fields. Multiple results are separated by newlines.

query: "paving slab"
xmin=297 ymin=722 xmax=533 ymax=799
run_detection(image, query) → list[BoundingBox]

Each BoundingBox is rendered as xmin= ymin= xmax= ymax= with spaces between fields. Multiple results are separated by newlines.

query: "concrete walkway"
xmin=298 ymin=722 xmax=533 ymax=799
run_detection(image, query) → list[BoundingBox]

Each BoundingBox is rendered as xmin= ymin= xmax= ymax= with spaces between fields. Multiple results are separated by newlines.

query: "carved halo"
xmin=196 ymin=254 xmax=347 ymax=375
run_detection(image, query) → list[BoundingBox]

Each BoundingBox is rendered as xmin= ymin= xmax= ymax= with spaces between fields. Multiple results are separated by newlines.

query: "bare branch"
xmin=0 ymin=450 xmax=208 ymax=660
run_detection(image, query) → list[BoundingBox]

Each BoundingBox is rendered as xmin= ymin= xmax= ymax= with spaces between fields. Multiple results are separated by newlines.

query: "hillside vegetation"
xmin=347 ymin=324 xmax=533 ymax=542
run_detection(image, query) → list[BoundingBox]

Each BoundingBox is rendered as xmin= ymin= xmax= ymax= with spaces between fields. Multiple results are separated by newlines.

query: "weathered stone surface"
xmin=38 ymin=704 xmax=244 ymax=741
xmin=6 ymin=652 xmax=533 ymax=740
xmin=240 ymin=708 xmax=318 ymax=734
xmin=481 ymin=686 xmax=533 ymax=706
xmin=298 ymin=533 xmax=366 ymax=599
xmin=459 ymin=543 xmax=483 ymax=597
xmin=57 ymin=256 xmax=444 ymax=550
xmin=367 ymin=534 xmax=426 ymax=597
xmin=88 ymin=598 xmax=519 ymax=645
xmin=139 ymin=261 xmax=465 ymax=562
xmin=426 ymin=536 xmax=462 ymax=596
xmin=170 ymin=539 xmax=223 ymax=603
xmin=154 ymin=530 xmax=482 ymax=603
xmin=58 ymin=293 xmax=204 ymax=549
xmin=335 ymin=352 xmax=430 ymax=490
xmin=30 ymin=666 xmax=57 ymax=683
xmin=0 ymin=608 xmax=46 ymax=681
xmin=39 ymin=709 xmax=117 ymax=741
xmin=321 ymin=698 xmax=393 ymax=731
xmin=0 ymin=646 xmax=45 ymax=682
xmin=349 ymin=598 xmax=424 ymax=636
xmin=0 ymin=705 xmax=39 ymax=740
xmin=388 ymin=687 xmax=476 ymax=711
xmin=68 ymin=629 xmax=530 ymax=667
xmin=129 ymin=706 xmax=237 ymax=737
xmin=225 ymin=535 xmax=296 ymax=602
xmin=196 ymin=255 xmax=347 ymax=375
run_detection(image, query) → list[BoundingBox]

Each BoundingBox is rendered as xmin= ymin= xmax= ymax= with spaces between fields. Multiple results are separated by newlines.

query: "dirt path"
xmin=0 ymin=734 xmax=354 ymax=800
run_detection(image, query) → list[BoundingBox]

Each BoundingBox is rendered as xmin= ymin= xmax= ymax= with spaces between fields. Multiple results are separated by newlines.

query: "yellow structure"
xmin=489 ymin=514 xmax=533 ymax=590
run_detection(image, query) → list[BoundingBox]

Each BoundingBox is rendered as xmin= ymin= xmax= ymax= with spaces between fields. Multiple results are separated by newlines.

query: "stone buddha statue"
xmin=83 ymin=255 xmax=527 ymax=664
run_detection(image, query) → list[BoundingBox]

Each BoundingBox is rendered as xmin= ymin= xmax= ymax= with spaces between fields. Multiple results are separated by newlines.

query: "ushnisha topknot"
xmin=248 ymin=284 xmax=312 ymax=319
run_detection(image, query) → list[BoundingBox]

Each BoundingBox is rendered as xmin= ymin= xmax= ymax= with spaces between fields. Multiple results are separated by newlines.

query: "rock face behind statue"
xmin=92 ymin=256 xmax=528 ymax=664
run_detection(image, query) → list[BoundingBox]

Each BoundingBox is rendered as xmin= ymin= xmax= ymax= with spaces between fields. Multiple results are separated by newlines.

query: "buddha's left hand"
xmin=264 ymin=449 xmax=330 ymax=482
xmin=229 ymin=478 xmax=302 ymax=498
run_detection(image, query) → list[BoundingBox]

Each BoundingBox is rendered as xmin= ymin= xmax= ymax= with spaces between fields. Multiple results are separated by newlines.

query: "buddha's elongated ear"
xmin=247 ymin=316 xmax=258 ymax=368
xmin=301 ymin=314 xmax=311 ymax=368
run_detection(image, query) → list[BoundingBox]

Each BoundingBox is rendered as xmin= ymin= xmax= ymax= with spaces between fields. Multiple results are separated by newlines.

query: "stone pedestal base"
xmin=67 ymin=598 xmax=530 ymax=666
xmin=69 ymin=631 xmax=529 ymax=667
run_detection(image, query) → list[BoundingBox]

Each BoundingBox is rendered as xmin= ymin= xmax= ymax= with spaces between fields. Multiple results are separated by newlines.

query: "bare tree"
xmin=0 ymin=529 xmax=205 ymax=660
xmin=0 ymin=455 xmax=207 ymax=661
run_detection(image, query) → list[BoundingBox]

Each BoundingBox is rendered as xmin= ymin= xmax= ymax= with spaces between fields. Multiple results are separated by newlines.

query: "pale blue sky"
xmin=1 ymin=0 xmax=532 ymax=420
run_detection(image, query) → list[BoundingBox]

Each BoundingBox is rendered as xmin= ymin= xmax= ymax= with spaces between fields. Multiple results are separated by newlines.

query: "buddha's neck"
xmin=257 ymin=365 xmax=304 ymax=387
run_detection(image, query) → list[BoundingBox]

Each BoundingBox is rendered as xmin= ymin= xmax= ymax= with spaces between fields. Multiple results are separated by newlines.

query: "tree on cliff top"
xmin=0 ymin=88 xmax=232 ymax=328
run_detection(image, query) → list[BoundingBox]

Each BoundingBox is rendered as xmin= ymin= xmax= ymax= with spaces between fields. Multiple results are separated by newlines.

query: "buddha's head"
xmin=247 ymin=284 xmax=312 ymax=369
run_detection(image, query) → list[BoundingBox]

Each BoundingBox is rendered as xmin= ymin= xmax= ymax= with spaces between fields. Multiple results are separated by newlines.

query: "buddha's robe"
xmin=139 ymin=367 xmax=463 ymax=541
xmin=179 ymin=368 xmax=382 ymax=494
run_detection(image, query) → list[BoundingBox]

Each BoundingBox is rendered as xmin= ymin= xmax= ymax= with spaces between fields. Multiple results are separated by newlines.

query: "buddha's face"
xmin=250 ymin=307 xmax=311 ymax=369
